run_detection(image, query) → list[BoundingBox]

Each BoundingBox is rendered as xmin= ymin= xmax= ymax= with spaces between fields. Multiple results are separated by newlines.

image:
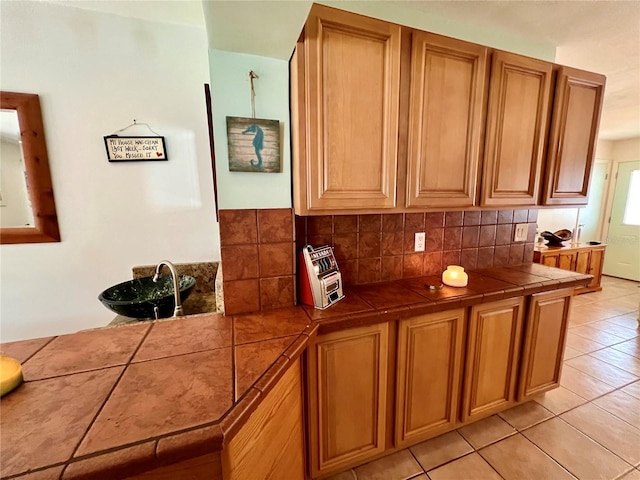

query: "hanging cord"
xmin=111 ymin=119 xmax=161 ymax=136
xmin=249 ymin=70 xmax=259 ymax=118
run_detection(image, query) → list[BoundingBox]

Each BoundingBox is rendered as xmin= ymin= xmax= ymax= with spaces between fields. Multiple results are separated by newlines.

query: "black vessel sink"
xmin=540 ymin=229 xmax=573 ymax=247
xmin=98 ymin=275 xmax=196 ymax=319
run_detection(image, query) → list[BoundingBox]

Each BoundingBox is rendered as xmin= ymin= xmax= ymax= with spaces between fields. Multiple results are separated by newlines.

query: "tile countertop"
xmin=534 ymin=242 xmax=606 ymax=251
xmin=0 ymin=263 xmax=591 ymax=480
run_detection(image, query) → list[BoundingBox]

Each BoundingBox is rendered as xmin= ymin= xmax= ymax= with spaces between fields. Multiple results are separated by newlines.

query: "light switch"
xmin=514 ymin=223 xmax=528 ymax=242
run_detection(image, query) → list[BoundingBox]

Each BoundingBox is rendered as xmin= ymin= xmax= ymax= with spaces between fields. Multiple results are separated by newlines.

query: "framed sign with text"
xmin=104 ymin=136 xmax=168 ymax=162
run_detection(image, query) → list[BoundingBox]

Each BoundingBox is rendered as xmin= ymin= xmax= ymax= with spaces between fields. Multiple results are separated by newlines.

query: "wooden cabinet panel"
xmin=293 ymin=5 xmax=401 ymax=213
xmin=543 ymin=67 xmax=606 ymax=205
xmin=462 ymin=297 xmax=524 ymax=422
xmin=576 ymin=250 xmax=590 ymax=274
xmin=223 ymin=359 xmax=304 ymax=480
xmin=540 ymin=253 xmax=558 ymax=268
xmin=481 ymin=51 xmax=552 ymax=206
xmin=519 ymin=289 xmax=573 ymax=400
xmin=534 ymin=245 xmax=605 ymax=293
xmin=395 ymin=309 xmax=465 ymax=447
xmin=587 ymin=247 xmax=605 ymax=289
xmin=307 ymin=322 xmax=388 ymax=477
xmin=406 ymin=32 xmax=488 ymax=208
xmin=558 ymin=251 xmax=576 ymax=271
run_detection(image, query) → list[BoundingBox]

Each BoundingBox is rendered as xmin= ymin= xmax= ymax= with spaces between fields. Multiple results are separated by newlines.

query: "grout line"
xmin=406 ymin=447 xmax=426 ymax=476
xmin=231 ymin=316 xmax=237 ymax=402
xmin=588 ymin=398 xmax=640 ymax=431
xmin=552 ymin=416 xmax=637 ymax=471
xmin=67 ymin=323 xmax=155 ymax=461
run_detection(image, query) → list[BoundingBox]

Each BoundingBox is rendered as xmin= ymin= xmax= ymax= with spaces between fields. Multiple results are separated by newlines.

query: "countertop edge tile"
xmin=301 ymin=322 xmax=320 ymax=338
xmin=219 ymin=387 xmax=262 ymax=444
xmin=252 ymin=355 xmax=290 ymax=395
xmin=283 ymin=334 xmax=310 ymax=361
xmin=156 ymin=424 xmax=224 ymax=466
xmin=378 ymin=305 xmax=412 ymax=322
xmin=62 ymin=441 xmax=157 ymax=480
xmin=316 ymin=311 xmax=383 ymax=335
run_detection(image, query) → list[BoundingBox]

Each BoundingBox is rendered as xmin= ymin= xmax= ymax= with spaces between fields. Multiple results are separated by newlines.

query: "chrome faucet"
xmin=152 ymin=260 xmax=184 ymax=317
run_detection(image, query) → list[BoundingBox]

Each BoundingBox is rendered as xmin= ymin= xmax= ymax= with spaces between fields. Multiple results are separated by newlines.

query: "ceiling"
xmin=42 ymin=0 xmax=640 ymax=141
xmin=398 ymin=1 xmax=640 ymax=141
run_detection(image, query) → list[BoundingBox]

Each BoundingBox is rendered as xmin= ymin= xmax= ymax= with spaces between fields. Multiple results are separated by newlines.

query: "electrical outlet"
xmin=514 ymin=223 xmax=528 ymax=242
xmin=415 ymin=232 xmax=426 ymax=252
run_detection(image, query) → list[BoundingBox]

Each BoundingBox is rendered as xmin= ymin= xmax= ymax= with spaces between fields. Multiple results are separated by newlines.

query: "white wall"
xmin=0 ymin=2 xmax=218 ymax=342
xmin=319 ymin=1 xmax=556 ymax=61
xmin=209 ymin=50 xmax=292 ymax=209
xmin=613 ymin=137 xmax=640 ymax=162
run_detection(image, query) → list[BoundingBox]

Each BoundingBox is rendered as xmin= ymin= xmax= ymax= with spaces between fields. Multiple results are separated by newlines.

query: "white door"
xmin=603 ymin=161 xmax=640 ymax=281
xmin=580 ymin=162 xmax=608 ymax=242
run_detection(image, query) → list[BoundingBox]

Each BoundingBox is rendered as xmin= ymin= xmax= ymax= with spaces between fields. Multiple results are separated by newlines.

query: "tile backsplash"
xmin=219 ymin=208 xmax=295 ymax=315
xmin=217 ymin=208 xmax=538 ymax=314
xmin=295 ymin=209 xmax=538 ymax=286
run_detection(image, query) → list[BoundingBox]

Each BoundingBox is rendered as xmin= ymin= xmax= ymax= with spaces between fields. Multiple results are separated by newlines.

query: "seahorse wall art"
xmin=226 ymin=116 xmax=281 ymax=173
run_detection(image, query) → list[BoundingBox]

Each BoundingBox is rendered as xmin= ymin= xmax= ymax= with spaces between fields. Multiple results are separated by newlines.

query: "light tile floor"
xmin=328 ymin=275 xmax=640 ymax=480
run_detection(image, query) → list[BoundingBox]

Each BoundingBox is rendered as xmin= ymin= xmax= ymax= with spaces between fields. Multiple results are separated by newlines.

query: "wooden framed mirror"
xmin=0 ymin=91 xmax=60 ymax=244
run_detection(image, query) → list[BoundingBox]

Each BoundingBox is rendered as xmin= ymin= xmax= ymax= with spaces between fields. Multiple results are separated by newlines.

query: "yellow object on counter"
xmin=1 ymin=356 xmax=24 ymax=397
xmin=442 ymin=265 xmax=469 ymax=287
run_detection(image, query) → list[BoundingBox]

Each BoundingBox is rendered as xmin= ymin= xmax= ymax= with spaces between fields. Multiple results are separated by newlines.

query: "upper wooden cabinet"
xmin=406 ymin=33 xmax=488 ymax=208
xmin=542 ymin=67 xmax=606 ymax=205
xmin=291 ymin=5 xmax=606 ymax=214
xmin=292 ymin=5 xmax=401 ymax=214
xmin=481 ymin=51 xmax=553 ymax=207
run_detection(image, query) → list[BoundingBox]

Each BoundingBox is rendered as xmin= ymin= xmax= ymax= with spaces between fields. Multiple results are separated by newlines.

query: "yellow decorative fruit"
xmin=0 ymin=356 xmax=23 ymax=397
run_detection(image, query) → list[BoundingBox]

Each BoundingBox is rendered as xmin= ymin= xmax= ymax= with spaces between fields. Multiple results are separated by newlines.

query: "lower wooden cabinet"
xmin=518 ymin=288 xmax=573 ymax=400
xmin=305 ymin=292 xmax=575 ymax=477
xmin=534 ymin=244 xmax=606 ymax=293
xmin=461 ymin=297 xmax=525 ymax=423
xmin=307 ymin=322 xmax=389 ymax=478
xmin=576 ymin=247 xmax=605 ymax=292
xmin=395 ymin=309 xmax=465 ymax=447
xmin=223 ymin=359 xmax=305 ymax=480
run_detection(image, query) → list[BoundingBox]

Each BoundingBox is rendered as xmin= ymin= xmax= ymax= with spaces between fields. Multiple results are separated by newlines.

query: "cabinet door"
xmin=481 ymin=51 xmax=552 ymax=206
xmin=541 ymin=253 xmax=559 ymax=268
xmin=406 ymin=32 xmax=488 ymax=208
xmin=462 ymin=297 xmax=524 ymax=422
xmin=307 ymin=322 xmax=388 ymax=477
xmin=396 ymin=309 xmax=465 ymax=447
xmin=542 ymin=67 xmax=606 ymax=205
xmin=558 ymin=251 xmax=577 ymax=271
xmin=518 ymin=289 xmax=573 ymax=400
xmin=588 ymin=247 xmax=605 ymax=289
xmin=575 ymin=250 xmax=591 ymax=274
xmin=296 ymin=5 xmax=401 ymax=213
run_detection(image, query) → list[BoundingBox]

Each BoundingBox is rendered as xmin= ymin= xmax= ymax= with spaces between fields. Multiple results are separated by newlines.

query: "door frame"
xmin=582 ymin=159 xmax=613 ymax=242
xmin=601 ymin=159 xmax=636 ymax=242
